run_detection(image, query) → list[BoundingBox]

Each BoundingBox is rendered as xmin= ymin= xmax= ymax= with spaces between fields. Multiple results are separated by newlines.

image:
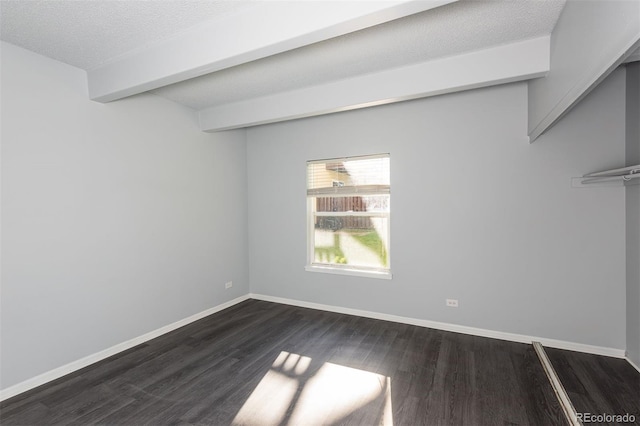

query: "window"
xmin=306 ymin=154 xmax=391 ymax=279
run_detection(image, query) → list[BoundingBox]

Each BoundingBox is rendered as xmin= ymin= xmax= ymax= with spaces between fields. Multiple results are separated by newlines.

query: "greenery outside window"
xmin=306 ymin=154 xmax=391 ymax=279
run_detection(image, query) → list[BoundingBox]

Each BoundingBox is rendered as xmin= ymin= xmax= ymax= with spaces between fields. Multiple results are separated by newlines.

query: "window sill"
xmin=305 ymin=265 xmax=392 ymax=280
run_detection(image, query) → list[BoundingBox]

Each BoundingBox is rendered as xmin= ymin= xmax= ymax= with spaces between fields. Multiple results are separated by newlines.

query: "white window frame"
xmin=305 ymin=154 xmax=392 ymax=280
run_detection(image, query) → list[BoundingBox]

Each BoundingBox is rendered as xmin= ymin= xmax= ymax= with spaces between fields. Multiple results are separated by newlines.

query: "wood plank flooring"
xmin=1 ymin=300 xmax=567 ymax=425
xmin=546 ymin=347 xmax=640 ymax=425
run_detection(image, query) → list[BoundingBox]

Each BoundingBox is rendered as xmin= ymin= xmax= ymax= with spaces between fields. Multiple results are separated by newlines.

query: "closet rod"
xmin=583 ymin=164 xmax=640 ymax=178
xmin=581 ymin=172 xmax=640 ymax=184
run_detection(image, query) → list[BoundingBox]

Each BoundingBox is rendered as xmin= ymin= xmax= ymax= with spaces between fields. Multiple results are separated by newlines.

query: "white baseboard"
xmin=0 ymin=295 xmax=250 ymax=402
xmin=626 ymin=356 xmax=640 ymax=374
xmin=2 ymin=292 xmax=633 ymax=402
xmin=250 ymin=293 xmax=627 ymax=359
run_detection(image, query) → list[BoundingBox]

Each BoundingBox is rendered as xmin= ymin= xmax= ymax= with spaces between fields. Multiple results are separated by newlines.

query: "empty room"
xmin=1 ymin=0 xmax=639 ymax=424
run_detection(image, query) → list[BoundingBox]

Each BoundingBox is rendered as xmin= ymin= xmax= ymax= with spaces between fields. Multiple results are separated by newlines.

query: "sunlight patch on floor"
xmin=232 ymin=351 xmax=393 ymax=426
xmin=287 ymin=360 xmax=391 ymax=425
xmin=231 ymin=368 xmax=296 ymax=425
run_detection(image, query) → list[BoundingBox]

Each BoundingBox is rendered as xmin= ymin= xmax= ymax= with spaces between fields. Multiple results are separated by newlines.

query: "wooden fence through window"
xmin=315 ymin=196 xmax=371 ymax=230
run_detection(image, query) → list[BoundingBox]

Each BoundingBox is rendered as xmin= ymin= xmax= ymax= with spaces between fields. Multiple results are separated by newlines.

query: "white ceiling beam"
xmin=527 ymin=0 xmax=640 ymax=142
xmin=624 ymin=47 xmax=640 ymax=64
xmin=87 ymin=0 xmax=457 ymax=103
xmin=198 ymin=36 xmax=550 ymax=132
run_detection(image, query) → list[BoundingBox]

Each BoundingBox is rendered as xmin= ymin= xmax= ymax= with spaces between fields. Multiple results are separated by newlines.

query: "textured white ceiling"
xmin=152 ymin=0 xmax=565 ymax=109
xmin=0 ymin=0 xmax=258 ymax=70
xmin=1 ymin=0 xmax=565 ymax=111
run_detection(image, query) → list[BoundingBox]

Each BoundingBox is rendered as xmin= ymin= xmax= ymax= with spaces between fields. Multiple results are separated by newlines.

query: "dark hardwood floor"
xmin=1 ymin=300 xmax=567 ymax=425
xmin=546 ymin=347 xmax=640 ymax=425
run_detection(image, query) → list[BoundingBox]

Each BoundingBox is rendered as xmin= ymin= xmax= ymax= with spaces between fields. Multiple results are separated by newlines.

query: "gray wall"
xmin=1 ymin=38 xmax=634 ymax=392
xmin=626 ymin=62 xmax=640 ymax=367
xmin=0 ymin=42 xmax=249 ymax=389
xmin=247 ymin=69 xmax=627 ymax=350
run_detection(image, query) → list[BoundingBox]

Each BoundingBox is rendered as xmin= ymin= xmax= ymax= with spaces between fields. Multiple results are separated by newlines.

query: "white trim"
xmin=249 ymin=294 xmax=626 ymax=358
xmin=304 ymin=265 xmax=392 ymax=280
xmin=626 ymin=356 xmax=640 ymax=374
xmin=3 ymin=293 xmax=629 ymax=402
xmin=0 ymin=295 xmax=250 ymax=402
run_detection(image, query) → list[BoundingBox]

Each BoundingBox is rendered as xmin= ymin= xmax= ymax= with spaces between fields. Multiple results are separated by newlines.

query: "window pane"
xmin=313 ymin=216 xmax=389 ymax=269
xmin=308 ymin=156 xmax=390 ymax=191
xmin=315 ymin=195 xmax=389 ymax=213
xmin=307 ymin=153 xmax=390 ymax=275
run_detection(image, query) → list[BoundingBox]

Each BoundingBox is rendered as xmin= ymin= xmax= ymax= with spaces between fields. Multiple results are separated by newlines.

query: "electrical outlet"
xmin=225 ymin=281 xmax=233 ymax=289
xmin=446 ymin=299 xmax=459 ymax=308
